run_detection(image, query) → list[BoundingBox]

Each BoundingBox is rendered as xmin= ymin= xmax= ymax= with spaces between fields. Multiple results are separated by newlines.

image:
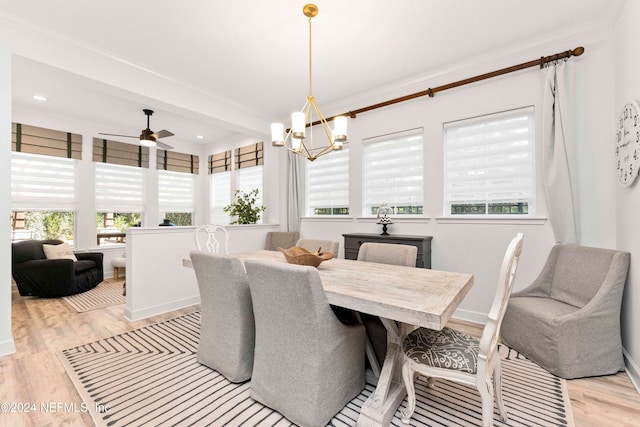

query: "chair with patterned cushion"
xmin=244 ymin=259 xmax=365 ymax=427
xmin=194 ymin=224 xmax=229 ymax=254
xmin=501 ymin=243 xmax=630 ymax=379
xmin=400 ymin=233 xmax=524 ymax=427
xmin=356 ymin=242 xmax=418 ymax=373
xmin=189 ymin=250 xmax=254 ymax=382
xmin=295 ymin=238 xmax=339 ymax=257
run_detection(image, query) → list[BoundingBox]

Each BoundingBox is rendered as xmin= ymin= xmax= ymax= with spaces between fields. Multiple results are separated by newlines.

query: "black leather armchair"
xmin=11 ymin=239 xmax=104 ymax=297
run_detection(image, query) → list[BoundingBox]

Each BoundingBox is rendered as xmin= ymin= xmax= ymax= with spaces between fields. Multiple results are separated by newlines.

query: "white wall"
xmin=0 ymin=43 xmax=15 ymax=357
xmin=615 ymin=0 xmax=640 ymax=391
xmin=300 ymin=31 xmax=617 ymax=324
xmin=125 ymin=224 xmax=278 ymax=321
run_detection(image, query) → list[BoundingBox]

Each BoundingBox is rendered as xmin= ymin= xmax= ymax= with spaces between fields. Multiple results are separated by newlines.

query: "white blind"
xmin=306 ymin=147 xmax=349 ymax=215
xmin=363 ymin=129 xmax=423 ymax=215
xmin=95 ymin=162 xmax=146 ymax=211
xmin=237 ymin=165 xmax=264 ymax=206
xmin=444 ymin=107 xmax=534 ymax=215
xmin=11 ymin=152 xmax=77 ymax=210
xmin=210 ymin=171 xmax=231 ymax=224
xmin=158 ymin=170 xmax=195 ymax=212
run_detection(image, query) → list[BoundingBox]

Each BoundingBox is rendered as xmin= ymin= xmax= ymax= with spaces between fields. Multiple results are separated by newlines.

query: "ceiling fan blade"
xmin=153 ymin=129 xmax=174 ymax=139
xmin=156 ymin=140 xmax=174 ymax=150
xmin=98 ymin=132 xmax=138 ymax=138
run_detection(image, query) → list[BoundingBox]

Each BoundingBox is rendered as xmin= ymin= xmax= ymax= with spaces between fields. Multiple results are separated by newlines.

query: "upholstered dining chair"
xmin=400 ymin=233 xmax=524 ymax=427
xmin=264 ymin=231 xmax=299 ymax=251
xmin=295 ymin=238 xmax=340 ymax=256
xmin=189 ymin=251 xmax=254 ymax=382
xmin=244 ymin=259 xmax=366 ymax=427
xmin=194 ymin=224 xmax=229 ymax=254
xmin=356 ymin=242 xmax=417 ymax=266
xmin=501 ymin=243 xmax=630 ymax=379
xmin=357 ymin=242 xmax=418 ymax=371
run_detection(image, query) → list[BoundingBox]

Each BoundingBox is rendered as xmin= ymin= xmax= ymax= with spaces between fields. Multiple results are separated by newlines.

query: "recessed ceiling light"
xmin=32 ymin=95 xmax=48 ymax=102
xmin=196 ymin=135 xmax=204 ymax=139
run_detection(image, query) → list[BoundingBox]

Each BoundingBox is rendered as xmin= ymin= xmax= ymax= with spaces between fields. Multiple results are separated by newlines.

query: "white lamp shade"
xmin=271 ymin=123 xmax=284 ymax=145
xmin=291 ymin=112 xmax=306 ymax=138
xmin=333 ymin=116 xmax=347 ymax=138
xmin=292 ymin=137 xmax=302 ymax=152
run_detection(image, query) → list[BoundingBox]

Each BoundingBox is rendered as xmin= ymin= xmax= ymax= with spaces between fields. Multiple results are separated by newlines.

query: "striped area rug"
xmin=63 ymin=280 xmax=125 ymax=312
xmin=59 ymin=311 xmax=574 ymax=427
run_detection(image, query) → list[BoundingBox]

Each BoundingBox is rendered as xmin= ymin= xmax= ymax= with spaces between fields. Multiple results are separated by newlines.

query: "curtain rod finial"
xmin=572 ymin=47 xmax=585 ymax=57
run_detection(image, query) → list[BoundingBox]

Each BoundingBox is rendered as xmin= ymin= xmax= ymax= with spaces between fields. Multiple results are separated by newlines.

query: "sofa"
xmin=12 ymin=239 xmax=104 ymax=297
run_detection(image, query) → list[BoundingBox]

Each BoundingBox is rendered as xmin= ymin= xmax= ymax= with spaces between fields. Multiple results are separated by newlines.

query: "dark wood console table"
xmin=342 ymin=233 xmax=432 ymax=268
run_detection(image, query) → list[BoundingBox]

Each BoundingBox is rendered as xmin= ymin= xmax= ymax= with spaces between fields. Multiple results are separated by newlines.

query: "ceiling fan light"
xmin=139 ymin=138 xmax=156 ymax=147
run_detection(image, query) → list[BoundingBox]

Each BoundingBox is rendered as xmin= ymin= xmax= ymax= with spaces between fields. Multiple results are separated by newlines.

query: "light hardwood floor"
xmin=2 ymin=279 xmax=640 ymax=427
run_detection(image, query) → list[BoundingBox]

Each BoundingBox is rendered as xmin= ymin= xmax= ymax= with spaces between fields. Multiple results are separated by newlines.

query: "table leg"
xmin=357 ymin=318 xmax=409 ymax=427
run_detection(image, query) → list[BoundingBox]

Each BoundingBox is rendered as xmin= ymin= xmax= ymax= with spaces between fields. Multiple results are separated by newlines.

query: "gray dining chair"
xmin=501 ymin=243 xmax=630 ymax=378
xmin=296 ymin=238 xmax=340 ymax=256
xmin=264 ymin=231 xmax=299 ymax=251
xmin=357 ymin=242 xmax=418 ymax=371
xmin=244 ymin=259 xmax=365 ymax=427
xmin=401 ymin=233 xmax=524 ymax=427
xmin=357 ymin=242 xmax=417 ymax=266
xmin=189 ymin=250 xmax=254 ymax=382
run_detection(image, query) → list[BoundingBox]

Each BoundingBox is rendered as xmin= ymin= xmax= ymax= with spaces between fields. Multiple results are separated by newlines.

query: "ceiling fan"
xmin=99 ymin=109 xmax=174 ymax=150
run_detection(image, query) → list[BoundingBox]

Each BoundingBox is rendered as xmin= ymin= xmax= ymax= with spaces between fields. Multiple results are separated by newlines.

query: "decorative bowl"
xmin=277 ymin=246 xmax=333 ymax=267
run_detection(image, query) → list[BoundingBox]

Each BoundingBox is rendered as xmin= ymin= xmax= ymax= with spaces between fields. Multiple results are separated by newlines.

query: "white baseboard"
xmin=623 ymin=347 xmax=640 ymax=395
xmin=452 ymin=307 xmax=487 ymax=325
xmin=124 ymin=295 xmax=201 ymax=322
xmin=0 ymin=337 xmax=16 ymax=357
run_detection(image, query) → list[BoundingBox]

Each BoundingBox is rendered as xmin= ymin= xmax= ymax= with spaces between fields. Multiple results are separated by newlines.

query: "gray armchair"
xmin=189 ymin=251 xmax=255 ymax=382
xmin=501 ymin=244 xmax=630 ymax=379
xmin=244 ymin=259 xmax=365 ymax=427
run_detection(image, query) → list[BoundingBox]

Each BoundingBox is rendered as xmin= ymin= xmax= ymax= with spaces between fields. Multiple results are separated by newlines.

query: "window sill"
xmin=301 ymin=216 xmax=355 ymax=222
xmin=435 ymin=216 xmax=547 ymax=225
xmin=356 ymin=216 xmax=431 ymax=223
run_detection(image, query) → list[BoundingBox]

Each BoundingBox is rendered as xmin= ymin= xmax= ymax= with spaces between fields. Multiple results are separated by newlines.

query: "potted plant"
xmin=223 ymin=188 xmax=266 ymax=224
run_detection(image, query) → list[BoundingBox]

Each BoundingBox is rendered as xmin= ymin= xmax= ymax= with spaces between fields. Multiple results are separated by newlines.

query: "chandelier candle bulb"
xmin=333 ymin=115 xmax=348 ymax=142
xmin=271 ymin=123 xmax=284 ymax=146
xmin=291 ymin=112 xmax=306 ymax=139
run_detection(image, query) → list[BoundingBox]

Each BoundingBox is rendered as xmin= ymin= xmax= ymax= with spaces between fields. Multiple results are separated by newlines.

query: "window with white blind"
xmin=306 ymin=147 xmax=349 ymax=215
xmin=95 ymin=162 xmax=145 ymax=244
xmin=11 ymin=152 xmax=77 ymax=244
xmin=362 ymin=129 xmax=424 ymax=216
xmin=210 ymin=171 xmax=231 ymax=225
xmin=444 ymin=107 xmax=535 ymax=216
xmin=158 ymin=170 xmax=195 ymax=225
xmin=237 ymin=165 xmax=264 ymax=207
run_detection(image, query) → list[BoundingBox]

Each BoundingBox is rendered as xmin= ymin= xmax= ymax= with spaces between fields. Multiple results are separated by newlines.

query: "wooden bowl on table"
xmin=277 ymin=246 xmax=333 ymax=268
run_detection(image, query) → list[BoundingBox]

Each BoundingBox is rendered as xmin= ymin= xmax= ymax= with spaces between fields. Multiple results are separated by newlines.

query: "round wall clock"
xmin=616 ymin=100 xmax=640 ymax=186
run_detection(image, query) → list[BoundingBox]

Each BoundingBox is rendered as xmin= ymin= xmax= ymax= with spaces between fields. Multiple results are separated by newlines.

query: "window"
xmin=306 ymin=146 xmax=349 ymax=215
xmin=237 ymin=165 xmax=264 ymax=207
xmin=362 ymin=129 xmax=423 ymax=216
xmin=11 ymin=121 xmax=80 ymax=245
xmin=157 ymin=150 xmax=199 ymax=226
xmin=95 ymin=162 xmax=145 ymax=245
xmin=444 ymin=107 xmax=534 ymax=216
xmin=209 ymin=150 xmax=232 ymax=224
xmin=235 ymin=142 xmax=264 ymax=207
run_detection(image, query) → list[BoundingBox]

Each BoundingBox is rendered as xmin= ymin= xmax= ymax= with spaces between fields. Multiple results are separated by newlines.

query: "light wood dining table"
xmin=184 ymin=250 xmax=474 ymax=427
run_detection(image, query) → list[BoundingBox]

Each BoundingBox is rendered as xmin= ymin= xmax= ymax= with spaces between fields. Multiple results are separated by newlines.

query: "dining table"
xmin=184 ymin=250 xmax=474 ymax=427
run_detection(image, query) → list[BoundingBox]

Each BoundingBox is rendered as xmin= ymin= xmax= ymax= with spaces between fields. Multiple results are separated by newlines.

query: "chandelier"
xmin=270 ymin=4 xmax=348 ymax=162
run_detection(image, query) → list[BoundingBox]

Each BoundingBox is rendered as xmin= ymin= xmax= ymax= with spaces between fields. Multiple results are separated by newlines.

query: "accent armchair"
xmin=501 ymin=243 xmax=630 ymax=379
xmin=11 ymin=239 xmax=104 ymax=297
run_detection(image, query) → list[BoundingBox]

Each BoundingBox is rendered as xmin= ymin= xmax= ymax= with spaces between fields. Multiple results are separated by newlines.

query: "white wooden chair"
xmin=194 ymin=225 xmax=229 ymax=254
xmin=400 ymin=233 xmax=524 ymax=427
